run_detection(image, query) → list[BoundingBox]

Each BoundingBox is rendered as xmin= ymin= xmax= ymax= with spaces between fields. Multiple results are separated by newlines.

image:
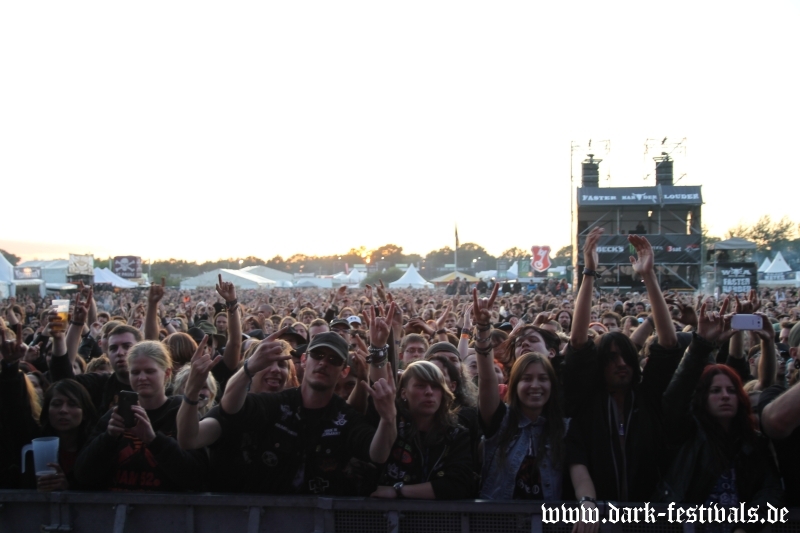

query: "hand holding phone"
xmin=117 ymin=391 xmax=139 ymax=428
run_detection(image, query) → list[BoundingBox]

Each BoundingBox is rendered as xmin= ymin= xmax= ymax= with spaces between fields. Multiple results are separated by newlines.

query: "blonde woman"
xmin=74 ymin=341 xmax=208 ymax=491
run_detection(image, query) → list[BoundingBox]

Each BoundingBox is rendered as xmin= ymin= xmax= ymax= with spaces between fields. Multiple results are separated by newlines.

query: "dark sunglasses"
xmin=308 ymin=350 xmax=346 ymax=366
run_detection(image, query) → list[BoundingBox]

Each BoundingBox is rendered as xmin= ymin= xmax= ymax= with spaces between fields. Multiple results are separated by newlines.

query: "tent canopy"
xmin=241 ymin=265 xmax=294 ymax=282
xmin=430 ymin=271 xmax=479 ymax=283
xmin=758 ymin=257 xmax=772 ymax=272
xmin=765 ymin=252 xmax=792 ymax=273
xmin=710 ymin=238 xmax=757 ymax=251
xmin=180 ymin=268 xmax=276 ymax=290
xmin=389 ymin=265 xmax=433 ymax=289
xmin=93 ymin=268 xmax=139 ymax=288
xmin=294 ymin=278 xmax=333 ymax=288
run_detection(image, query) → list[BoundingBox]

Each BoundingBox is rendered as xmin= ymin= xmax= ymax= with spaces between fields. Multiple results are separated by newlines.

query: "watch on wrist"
xmin=393 ymin=481 xmax=405 ymax=499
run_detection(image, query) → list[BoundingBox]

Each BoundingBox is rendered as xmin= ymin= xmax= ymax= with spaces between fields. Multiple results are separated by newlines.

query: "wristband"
xmin=243 ymin=358 xmax=255 ymax=380
xmin=70 ymin=321 xmax=85 ymax=327
xmin=582 ymin=268 xmax=598 ymax=277
xmin=435 ymin=328 xmax=447 ymax=335
xmin=182 ymin=395 xmax=200 ymax=406
xmin=366 ymin=344 xmax=389 ymax=368
xmin=460 ymin=333 xmax=471 ymax=340
xmin=579 ymin=496 xmax=597 ymax=505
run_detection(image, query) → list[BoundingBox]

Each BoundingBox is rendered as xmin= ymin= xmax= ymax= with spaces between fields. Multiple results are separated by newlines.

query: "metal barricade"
xmin=1 ymin=491 xmax=799 ymax=533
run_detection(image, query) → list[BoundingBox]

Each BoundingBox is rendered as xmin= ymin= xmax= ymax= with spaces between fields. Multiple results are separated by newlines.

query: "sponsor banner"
xmin=496 ymin=259 xmax=508 ymax=280
xmin=577 ymin=185 xmax=702 ymax=206
xmin=531 ymin=246 xmax=552 ymax=272
xmin=68 ymin=254 xmax=94 ymax=276
xmin=578 ymin=235 xmax=701 ymax=264
xmin=13 ymin=267 xmax=42 ymax=280
xmin=113 ymin=256 xmax=143 ymax=279
xmin=760 ymin=271 xmax=795 ymax=282
xmin=719 ymin=262 xmax=757 ymax=295
xmin=518 ymin=260 xmax=532 ymax=278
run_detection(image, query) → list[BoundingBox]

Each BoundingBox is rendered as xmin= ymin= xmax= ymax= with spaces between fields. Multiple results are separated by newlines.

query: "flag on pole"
xmin=455 ymin=224 xmax=459 ymax=249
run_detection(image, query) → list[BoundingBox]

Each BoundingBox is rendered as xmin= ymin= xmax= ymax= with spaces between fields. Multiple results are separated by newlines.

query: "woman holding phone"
xmin=657 ymin=304 xmax=783 ymax=529
xmin=74 ymin=341 xmax=208 ymax=491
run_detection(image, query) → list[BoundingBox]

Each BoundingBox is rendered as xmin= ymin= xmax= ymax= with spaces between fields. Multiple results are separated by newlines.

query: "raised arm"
xmin=628 ymin=235 xmax=677 ymax=348
xmin=220 ymin=341 xmax=289 ymax=415
xmin=753 ymin=312 xmax=777 ymax=390
xmin=367 ymin=302 xmax=396 ymax=384
xmin=66 ymin=290 xmax=92 ymax=362
xmin=144 ymin=278 xmax=165 ymax=341
xmin=473 ymin=285 xmax=500 ymax=427
xmin=362 ymin=364 xmax=397 ymax=463
xmin=458 ymin=305 xmax=473 ymax=361
xmin=215 ymin=274 xmax=242 ymax=370
xmin=177 ymin=336 xmax=223 ymax=449
xmin=570 ymin=227 xmax=603 ymax=350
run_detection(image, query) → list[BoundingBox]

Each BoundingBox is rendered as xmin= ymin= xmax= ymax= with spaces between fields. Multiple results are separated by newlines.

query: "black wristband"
xmin=243 ymin=358 xmax=255 ymax=380
xmin=583 ymin=268 xmax=598 ymax=277
xmin=226 ymin=299 xmax=238 ymax=308
xmin=182 ymin=395 xmax=199 ymax=406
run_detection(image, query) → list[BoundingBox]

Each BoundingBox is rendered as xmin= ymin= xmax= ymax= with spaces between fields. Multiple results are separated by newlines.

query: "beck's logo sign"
xmin=531 ymin=246 xmax=552 ymax=272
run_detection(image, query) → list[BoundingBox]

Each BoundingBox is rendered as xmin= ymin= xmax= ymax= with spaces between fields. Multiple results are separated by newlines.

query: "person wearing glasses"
xmin=193 ymin=330 xmax=397 ymax=495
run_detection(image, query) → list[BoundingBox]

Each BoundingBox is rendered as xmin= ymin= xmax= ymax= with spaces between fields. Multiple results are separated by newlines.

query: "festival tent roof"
xmin=294 ymin=278 xmax=333 ymax=288
xmin=508 ymin=261 xmax=519 ymax=277
xmin=758 ymin=257 xmax=772 ymax=272
xmin=709 ymin=238 xmax=757 ymax=251
xmin=765 ymin=252 xmax=792 ymax=273
xmin=93 ymin=268 xmax=139 ymax=289
xmin=0 ymin=254 xmax=13 ymax=284
xmin=429 ymin=271 xmax=480 ymax=283
xmin=389 ymin=265 xmax=434 ymax=289
xmin=180 ymin=268 xmax=276 ymax=290
xmin=241 ymin=265 xmax=294 ymax=282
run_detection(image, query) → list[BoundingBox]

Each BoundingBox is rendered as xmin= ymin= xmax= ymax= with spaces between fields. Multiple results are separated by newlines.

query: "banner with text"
xmin=718 ymin=262 xmax=758 ymax=294
xmin=13 ymin=267 xmax=41 ymax=280
xmin=113 ymin=256 xmax=143 ymax=279
xmin=578 ymin=235 xmax=701 ymax=265
xmin=68 ymin=254 xmax=94 ymax=276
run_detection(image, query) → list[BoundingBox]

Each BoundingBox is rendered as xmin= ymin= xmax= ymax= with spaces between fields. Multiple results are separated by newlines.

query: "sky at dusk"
xmin=1 ymin=1 xmax=798 ymax=263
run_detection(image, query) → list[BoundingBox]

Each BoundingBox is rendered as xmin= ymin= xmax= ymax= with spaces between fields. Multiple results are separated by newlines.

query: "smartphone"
xmin=731 ymin=314 xmax=763 ymax=331
xmin=117 ymin=391 xmax=139 ymax=428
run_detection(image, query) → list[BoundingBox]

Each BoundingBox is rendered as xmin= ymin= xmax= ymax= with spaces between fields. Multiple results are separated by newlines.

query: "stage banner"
xmin=718 ymin=262 xmax=758 ymax=295
xmin=577 ymin=185 xmax=702 ymax=206
xmin=531 ymin=246 xmax=552 ymax=272
xmin=68 ymin=254 xmax=94 ymax=275
xmin=578 ymin=235 xmax=701 ymax=265
xmin=113 ymin=256 xmax=143 ymax=279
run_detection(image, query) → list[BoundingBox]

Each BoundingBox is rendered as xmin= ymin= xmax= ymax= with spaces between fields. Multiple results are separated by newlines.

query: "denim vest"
xmin=480 ymin=410 xmax=569 ymax=500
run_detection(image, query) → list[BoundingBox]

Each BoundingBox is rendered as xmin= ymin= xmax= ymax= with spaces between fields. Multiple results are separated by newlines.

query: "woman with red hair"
xmin=658 ymin=302 xmax=782 ymax=532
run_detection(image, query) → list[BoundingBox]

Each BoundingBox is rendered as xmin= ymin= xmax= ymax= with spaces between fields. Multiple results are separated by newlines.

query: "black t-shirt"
xmin=76 ymin=396 xmax=208 ymax=492
xmin=758 ymin=384 xmax=800 ymax=505
xmin=211 ymin=388 xmax=375 ymax=495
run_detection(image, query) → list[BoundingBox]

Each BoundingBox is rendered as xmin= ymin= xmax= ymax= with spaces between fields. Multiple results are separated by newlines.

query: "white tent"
xmin=241 ymin=265 xmax=294 ymax=283
xmin=17 ymin=260 xmax=70 ymax=284
xmin=0 ymin=254 xmax=13 ymax=298
xmin=333 ymin=269 xmax=366 ymax=286
xmin=180 ymin=268 xmax=276 ymax=290
xmin=765 ymin=252 xmax=792 ymax=274
xmin=758 ymin=258 xmax=772 ymax=272
xmin=508 ymin=261 xmax=519 ymax=278
xmin=93 ymin=268 xmax=139 ymax=289
xmin=294 ymin=277 xmax=333 ymax=288
xmin=389 ymin=265 xmax=433 ymax=289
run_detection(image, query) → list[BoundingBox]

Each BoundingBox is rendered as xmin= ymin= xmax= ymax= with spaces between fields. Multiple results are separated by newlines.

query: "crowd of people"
xmin=2 ymin=230 xmax=800 ymax=532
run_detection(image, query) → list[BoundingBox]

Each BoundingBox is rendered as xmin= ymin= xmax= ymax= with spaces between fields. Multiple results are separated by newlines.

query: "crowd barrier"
xmin=2 ymin=491 xmax=799 ymax=533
